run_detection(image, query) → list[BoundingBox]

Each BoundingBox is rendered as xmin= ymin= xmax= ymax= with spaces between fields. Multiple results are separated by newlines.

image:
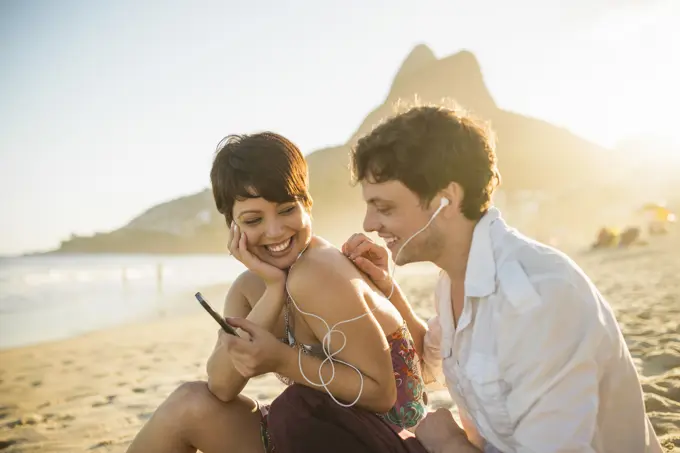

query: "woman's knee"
xmin=170 ymin=380 xmax=212 ymax=401
xmin=163 ymin=381 xmax=219 ymax=422
xmin=167 ymin=381 xmax=259 ymax=421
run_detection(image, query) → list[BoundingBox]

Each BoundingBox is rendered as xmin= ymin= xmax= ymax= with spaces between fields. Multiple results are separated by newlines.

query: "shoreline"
xmin=0 ymin=282 xmax=235 ymax=353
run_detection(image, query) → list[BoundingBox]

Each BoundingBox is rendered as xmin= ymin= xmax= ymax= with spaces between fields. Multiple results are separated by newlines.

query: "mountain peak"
xmin=443 ymin=49 xmax=481 ymax=75
xmin=347 ymin=48 xmax=496 ymax=143
xmin=384 ymin=47 xmax=495 ymax=115
xmin=394 ymin=44 xmax=437 ymax=80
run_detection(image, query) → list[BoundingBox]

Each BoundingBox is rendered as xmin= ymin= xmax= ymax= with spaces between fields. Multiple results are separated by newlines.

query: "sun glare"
xmin=586 ymin=2 xmax=680 ymax=155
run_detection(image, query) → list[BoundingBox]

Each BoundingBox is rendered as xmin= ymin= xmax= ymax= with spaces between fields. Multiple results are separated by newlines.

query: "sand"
xmin=1 ymin=233 xmax=679 ymax=452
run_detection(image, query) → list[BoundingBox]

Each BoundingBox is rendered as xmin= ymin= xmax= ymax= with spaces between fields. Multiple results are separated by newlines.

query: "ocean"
xmin=0 ymin=254 xmax=246 ymax=350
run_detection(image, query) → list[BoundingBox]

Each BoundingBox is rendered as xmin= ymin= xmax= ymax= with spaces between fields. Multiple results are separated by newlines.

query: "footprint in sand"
xmin=137 ymin=412 xmax=154 ymax=421
xmin=92 ymin=395 xmax=117 ymax=407
xmin=659 ymin=335 xmax=679 ymax=345
xmin=650 ymin=375 xmax=680 ymax=402
xmin=89 ymin=440 xmax=114 ymax=450
xmin=41 ymin=413 xmax=75 ymax=425
xmin=644 ymin=392 xmax=680 ymax=413
xmin=648 ymin=412 xmax=680 ymax=437
xmin=126 ymin=403 xmax=152 ymax=417
xmin=0 ymin=439 xmax=21 ymax=450
xmin=643 ymin=349 xmax=680 ymax=376
xmin=3 ymin=413 xmax=43 ymax=429
xmin=0 ymin=404 xmax=16 ymax=421
xmin=65 ymin=392 xmax=97 ymax=402
xmin=126 ymin=403 xmax=146 ymax=409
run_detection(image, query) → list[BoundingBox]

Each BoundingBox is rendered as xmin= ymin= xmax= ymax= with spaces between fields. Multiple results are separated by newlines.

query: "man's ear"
xmin=440 ymin=182 xmax=464 ymax=215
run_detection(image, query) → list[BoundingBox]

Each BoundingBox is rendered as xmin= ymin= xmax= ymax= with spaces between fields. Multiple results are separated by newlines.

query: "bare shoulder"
xmin=287 ymin=243 xmax=360 ymax=295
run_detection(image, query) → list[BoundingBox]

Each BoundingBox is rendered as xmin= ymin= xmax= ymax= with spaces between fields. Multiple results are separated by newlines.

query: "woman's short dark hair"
xmin=210 ymin=132 xmax=312 ymax=225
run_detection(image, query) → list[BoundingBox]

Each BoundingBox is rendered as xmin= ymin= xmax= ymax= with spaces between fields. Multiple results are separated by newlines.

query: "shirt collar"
xmin=464 ymin=207 xmax=501 ymax=298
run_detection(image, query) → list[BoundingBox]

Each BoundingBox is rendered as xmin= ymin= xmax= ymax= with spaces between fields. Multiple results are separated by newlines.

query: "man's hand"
xmin=342 ymin=233 xmax=392 ymax=296
xmin=222 ymin=317 xmax=288 ymax=378
xmin=416 ymin=409 xmax=477 ymax=453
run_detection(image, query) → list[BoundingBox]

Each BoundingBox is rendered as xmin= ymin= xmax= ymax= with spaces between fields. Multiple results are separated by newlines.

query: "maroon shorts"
xmin=263 ymin=384 xmax=428 ymax=453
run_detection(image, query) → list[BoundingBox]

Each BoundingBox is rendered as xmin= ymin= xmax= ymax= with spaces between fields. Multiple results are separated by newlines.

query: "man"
xmin=277 ymin=104 xmax=660 ymax=453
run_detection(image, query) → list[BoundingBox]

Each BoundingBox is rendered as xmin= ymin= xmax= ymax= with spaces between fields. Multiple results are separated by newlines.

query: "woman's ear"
xmin=303 ymin=206 xmax=313 ymax=222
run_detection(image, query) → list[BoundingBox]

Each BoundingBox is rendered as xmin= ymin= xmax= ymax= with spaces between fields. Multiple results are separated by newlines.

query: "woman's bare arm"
xmin=279 ymin=250 xmax=397 ymax=412
xmin=206 ymin=271 xmax=285 ymax=402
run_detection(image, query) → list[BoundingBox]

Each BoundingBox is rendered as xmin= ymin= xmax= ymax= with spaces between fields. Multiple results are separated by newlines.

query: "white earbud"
xmin=440 ymin=197 xmax=450 ymax=208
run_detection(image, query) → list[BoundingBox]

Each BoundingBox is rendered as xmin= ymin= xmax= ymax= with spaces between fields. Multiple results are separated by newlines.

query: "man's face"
xmin=360 ymin=178 xmax=445 ymax=265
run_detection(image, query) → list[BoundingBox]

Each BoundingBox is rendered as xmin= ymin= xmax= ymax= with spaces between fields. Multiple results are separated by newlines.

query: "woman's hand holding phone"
xmin=195 ymin=292 xmax=239 ymax=336
xmin=229 ymin=222 xmax=287 ymax=290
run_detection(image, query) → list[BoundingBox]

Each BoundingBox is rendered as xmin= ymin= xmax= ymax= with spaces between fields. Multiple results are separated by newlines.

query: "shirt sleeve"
xmin=497 ymin=274 xmax=605 ymax=453
xmin=421 ymin=273 xmax=447 ymax=389
xmin=421 ymin=314 xmax=445 ymax=388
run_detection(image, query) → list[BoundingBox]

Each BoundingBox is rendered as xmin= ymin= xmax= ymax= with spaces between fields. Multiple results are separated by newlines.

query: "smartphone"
xmin=195 ymin=292 xmax=239 ymax=336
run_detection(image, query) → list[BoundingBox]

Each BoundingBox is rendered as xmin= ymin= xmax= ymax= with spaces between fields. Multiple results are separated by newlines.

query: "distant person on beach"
xmin=126 ymin=132 xmax=429 ymax=453
xmin=268 ymin=105 xmax=663 ymax=452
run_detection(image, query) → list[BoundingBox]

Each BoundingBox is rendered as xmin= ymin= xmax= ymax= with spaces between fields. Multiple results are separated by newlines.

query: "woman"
xmin=126 ymin=132 xmax=427 ymax=453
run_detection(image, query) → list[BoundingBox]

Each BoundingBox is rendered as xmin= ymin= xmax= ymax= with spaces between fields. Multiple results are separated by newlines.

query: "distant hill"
xmin=57 ymin=190 xmax=229 ymax=254
xmin=55 ymin=45 xmax=618 ymax=254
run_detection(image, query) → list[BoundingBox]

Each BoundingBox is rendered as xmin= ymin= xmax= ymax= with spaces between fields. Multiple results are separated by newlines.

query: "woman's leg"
xmin=126 ymin=381 xmax=264 ymax=453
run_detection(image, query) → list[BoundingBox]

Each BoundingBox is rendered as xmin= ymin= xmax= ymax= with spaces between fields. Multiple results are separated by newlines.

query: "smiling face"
xmin=232 ymin=196 xmax=312 ymax=269
xmin=361 ymin=179 xmax=446 ymax=265
xmin=209 ymin=132 xmax=315 ymax=268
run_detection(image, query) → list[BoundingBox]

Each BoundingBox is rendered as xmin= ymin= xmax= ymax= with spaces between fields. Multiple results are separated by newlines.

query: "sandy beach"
xmin=1 ymin=233 xmax=679 ymax=452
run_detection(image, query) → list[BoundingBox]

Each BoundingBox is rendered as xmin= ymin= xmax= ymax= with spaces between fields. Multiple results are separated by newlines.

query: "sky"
xmin=1 ymin=0 xmax=679 ymax=255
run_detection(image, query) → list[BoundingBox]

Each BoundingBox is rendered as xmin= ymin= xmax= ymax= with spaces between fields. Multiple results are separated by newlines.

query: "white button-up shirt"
xmin=421 ymin=207 xmax=662 ymax=453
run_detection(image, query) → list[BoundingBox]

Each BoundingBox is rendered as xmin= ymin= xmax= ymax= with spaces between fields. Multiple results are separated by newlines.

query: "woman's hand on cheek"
xmin=229 ymin=223 xmax=287 ymax=289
